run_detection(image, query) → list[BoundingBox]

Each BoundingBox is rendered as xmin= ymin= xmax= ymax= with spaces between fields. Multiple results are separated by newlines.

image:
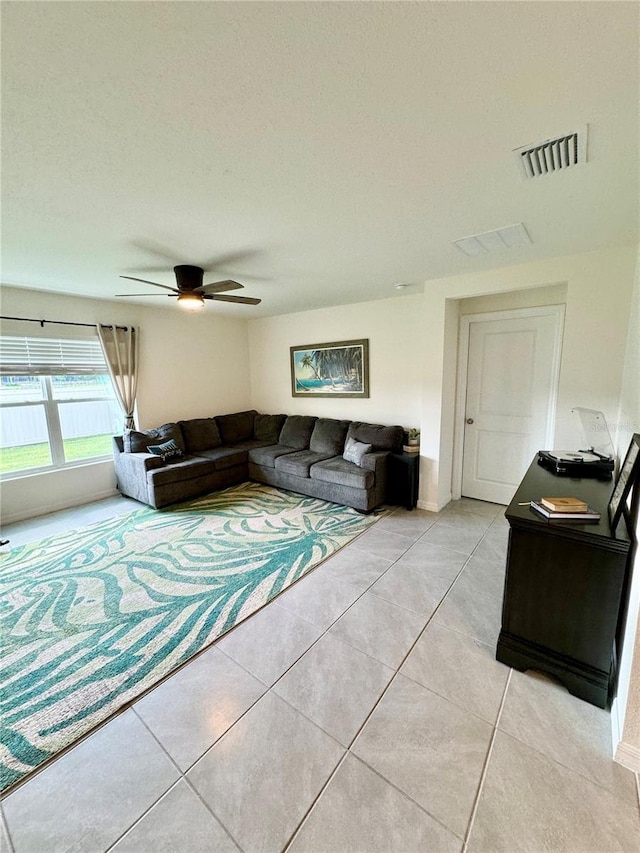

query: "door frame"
xmin=452 ymin=304 xmax=566 ymax=501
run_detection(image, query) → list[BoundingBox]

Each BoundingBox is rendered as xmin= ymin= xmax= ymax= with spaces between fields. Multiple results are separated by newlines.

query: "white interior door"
xmin=460 ymin=308 xmax=564 ymax=505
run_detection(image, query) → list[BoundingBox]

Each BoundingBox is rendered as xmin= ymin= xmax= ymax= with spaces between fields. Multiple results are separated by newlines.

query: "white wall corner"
xmin=417 ymin=494 xmax=451 ymax=513
xmin=614 ymin=739 xmax=640 ymax=774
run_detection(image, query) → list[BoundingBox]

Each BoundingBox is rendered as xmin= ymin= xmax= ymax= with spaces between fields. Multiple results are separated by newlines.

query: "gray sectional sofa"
xmin=112 ymin=410 xmax=403 ymax=512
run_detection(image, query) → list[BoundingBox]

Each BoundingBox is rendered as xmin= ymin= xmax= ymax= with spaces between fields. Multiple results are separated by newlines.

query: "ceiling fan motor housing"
xmin=174 ymin=265 xmax=204 ymax=291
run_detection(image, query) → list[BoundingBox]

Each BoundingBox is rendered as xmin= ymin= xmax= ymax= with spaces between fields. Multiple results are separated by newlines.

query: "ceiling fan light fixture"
xmin=177 ymin=292 xmax=205 ymax=310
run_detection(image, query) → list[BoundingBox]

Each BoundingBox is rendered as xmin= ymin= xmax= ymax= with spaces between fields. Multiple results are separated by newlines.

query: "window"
xmin=0 ymin=335 xmax=121 ymax=477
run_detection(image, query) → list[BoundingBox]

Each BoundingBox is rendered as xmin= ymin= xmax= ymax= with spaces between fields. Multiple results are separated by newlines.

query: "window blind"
xmin=0 ymin=336 xmax=108 ymax=375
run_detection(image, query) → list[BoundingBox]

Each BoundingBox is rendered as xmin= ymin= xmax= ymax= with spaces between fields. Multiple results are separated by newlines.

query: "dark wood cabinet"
xmin=497 ymin=458 xmax=634 ymax=708
xmin=387 ymin=452 xmax=420 ymax=510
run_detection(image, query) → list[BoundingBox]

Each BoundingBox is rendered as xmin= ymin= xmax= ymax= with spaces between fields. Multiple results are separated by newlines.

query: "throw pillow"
xmin=147 ymin=439 xmax=183 ymax=462
xmin=124 ymin=423 xmax=185 ymax=454
xmin=343 ymin=436 xmax=372 ymax=467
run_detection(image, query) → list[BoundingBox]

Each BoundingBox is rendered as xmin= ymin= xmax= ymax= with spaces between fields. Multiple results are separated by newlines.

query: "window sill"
xmin=0 ymin=456 xmax=113 ymax=483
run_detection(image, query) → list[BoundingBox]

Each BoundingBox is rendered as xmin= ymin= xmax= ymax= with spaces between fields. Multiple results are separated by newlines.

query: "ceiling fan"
xmin=117 ymin=265 xmax=261 ymax=310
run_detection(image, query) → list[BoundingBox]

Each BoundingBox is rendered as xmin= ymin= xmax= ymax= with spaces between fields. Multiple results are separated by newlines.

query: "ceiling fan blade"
xmin=120 ymin=275 xmax=178 ymax=293
xmin=116 ymin=293 xmax=178 ymax=297
xmin=207 ymin=294 xmax=262 ymax=305
xmin=201 ymin=279 xmax=244 ymax=294
xmin=200 ymin=248 xmax=265 ymax=270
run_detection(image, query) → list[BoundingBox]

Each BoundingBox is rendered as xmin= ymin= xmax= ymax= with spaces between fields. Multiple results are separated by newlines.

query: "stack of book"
xmin=530 ymin=496 xmax=601 ymax=522
xmin=402 ymin=444 xmax=420 ymax=454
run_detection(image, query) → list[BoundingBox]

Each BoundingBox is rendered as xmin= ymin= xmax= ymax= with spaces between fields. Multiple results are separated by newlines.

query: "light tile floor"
xmin=1 ymin=494 xmax=639 ymax=852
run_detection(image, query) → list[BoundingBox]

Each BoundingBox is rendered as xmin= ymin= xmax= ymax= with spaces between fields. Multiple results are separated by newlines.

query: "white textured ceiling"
xmin=1 ymin=2 xmax=638 ymax=317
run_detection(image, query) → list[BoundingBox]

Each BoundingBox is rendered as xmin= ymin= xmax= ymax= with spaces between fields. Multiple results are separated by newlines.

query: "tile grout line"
xmin=103 ymin=775 xmax=184 ymax=853
xmin=277 ymin=530 xmax=483 ymax=850
xmin=288 ymin=538 xmax=483 ymax=842
xmin=496 ymin=721 xmax=640 ymax=807
xmin=102 ymin=709 xmax=244 ymax=853
xmin=338 ymin=506 xmax=500 ymax=754
xmin=168 ymin=510 xmax=445 ymax=849
xmin=281 ymin=751 xmax=351 ymax=852
xmin=462 ymin=668 xmax=513 ymax=850
xmin=0 ymin=801 xmax=15 ymax=853
xmin=262 ymin=510 xmax=487 ymax=850
xmin=273 ymin=530 xmax=501 ymax=758
xmin=344 ymin=752 xmax=466 ymax=843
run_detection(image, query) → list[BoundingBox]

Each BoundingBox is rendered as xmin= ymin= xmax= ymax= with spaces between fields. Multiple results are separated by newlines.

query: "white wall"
xmin=0 ymin=286 xmax=251 ymax=522
xmin=419 ymin=246 xmax=637 ymax=509
xmin=612 ymin=244 xmax=640 ymax=770
xmin=248 ymin=294 xmax=426 ymax=431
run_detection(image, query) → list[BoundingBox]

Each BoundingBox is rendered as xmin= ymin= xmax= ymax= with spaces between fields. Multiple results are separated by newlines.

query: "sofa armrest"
xmin=113 ymin=451 xmax=164 ymax=504
xmin=360 ymin=450 xmax=390 ymax=475
xmin=118 ymin=452 xmax=165 ymax=474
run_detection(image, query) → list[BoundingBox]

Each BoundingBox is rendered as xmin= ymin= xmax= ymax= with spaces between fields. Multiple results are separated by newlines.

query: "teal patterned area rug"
xmin=0 ymin=482 xmax=379 ymax=792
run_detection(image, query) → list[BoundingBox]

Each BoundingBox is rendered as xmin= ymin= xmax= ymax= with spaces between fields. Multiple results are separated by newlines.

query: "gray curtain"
xmin=97 ymin=325 xmax=139 ymax=430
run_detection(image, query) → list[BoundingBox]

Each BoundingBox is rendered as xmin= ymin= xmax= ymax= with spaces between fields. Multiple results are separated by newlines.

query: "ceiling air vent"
xmin=514 ymin=125 xmax=588 ymax=179
xmin=453 ymin=223 xmax=532 ymax=257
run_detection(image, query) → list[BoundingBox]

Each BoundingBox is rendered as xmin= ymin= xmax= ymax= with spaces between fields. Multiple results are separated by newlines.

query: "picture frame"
xmin=608 ymin=433 xmax=640 ymax=530
xmin=290 ymin=339 xmax=369 ymax=398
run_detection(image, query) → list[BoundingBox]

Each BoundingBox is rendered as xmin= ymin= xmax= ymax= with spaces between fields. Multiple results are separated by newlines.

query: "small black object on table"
xmin=497 ymin=457 xmax=634 ymax=709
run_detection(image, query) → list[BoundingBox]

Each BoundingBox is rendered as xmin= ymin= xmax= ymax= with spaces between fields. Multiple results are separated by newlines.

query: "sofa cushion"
xmin=309 ymin=418 xmax=351 ymax=455
xmin=215 ymin=410 xmax=258 ymax=444
xmin=274 ymin=449 xmax=333 ymax=478
xmin=248 ymin=444 xmax=298 ymax=468
xmin=193 ymin=445 xmax=250 ymax=470
xmin=254 ymin=413 xmax=287 ymax=444
xmin=347 ymin=421 xmax=403 ymax=452
xmin=310 ymin=457 xmax=374 ymax=490
xmin=124 ymin=422 xmax=185 ymax=454
xmin=147 ymin=455 xmax=217 ymax=487
xmin=178 ymin=418 xmax=221 ymax=453
xmin=279 ymin=416 xmax=317 ymax=450
xmin=343 ymin=436 xmax=372 ymax=466
xmin=147 ymin=438 xmax=183 ymax=462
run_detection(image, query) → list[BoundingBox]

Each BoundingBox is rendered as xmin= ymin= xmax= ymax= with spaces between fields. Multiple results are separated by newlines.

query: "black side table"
xmin=388 ymin=452 xmax=420 ymax=510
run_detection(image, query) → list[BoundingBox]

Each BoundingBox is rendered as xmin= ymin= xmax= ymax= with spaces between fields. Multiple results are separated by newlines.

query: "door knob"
xmin=466 ymin=417 xmax=474 ymax=424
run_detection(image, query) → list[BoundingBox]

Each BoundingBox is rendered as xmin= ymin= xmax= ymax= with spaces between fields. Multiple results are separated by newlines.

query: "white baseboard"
xmin=2 ymin=488 xmax=119 ymax=525
xmin=611 ymin=696 xmax=623 ymax=754
xmin=417 ymin=494 xmax=451 ymax=513
xmin=417 ymin=500 xmax=439 ymax=512
xmin=614 ymin=740 xmax=640 ymax=773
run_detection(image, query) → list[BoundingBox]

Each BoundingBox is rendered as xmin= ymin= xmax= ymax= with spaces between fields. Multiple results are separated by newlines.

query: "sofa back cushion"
xmin=347 ymin=421 xmax=403 ymax=452
xmin=124 ymin=422 xmax=185 ymax=454
xmin=310 ymin=418 xmax=351 ymax=456
xmin=215 ymin=410 xmax=258 ymax=444
xmin=254 ymin=413 xmax=287 ymax=444
xmin=178 ymin=418 xmax=222 ymax=453
xmin=279 ymin=415 xmax=318 ymax=450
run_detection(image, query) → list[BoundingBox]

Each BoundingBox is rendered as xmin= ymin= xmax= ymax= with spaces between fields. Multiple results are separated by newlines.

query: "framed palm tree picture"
xmin=290 ymin=339 xmax=369 ymax=398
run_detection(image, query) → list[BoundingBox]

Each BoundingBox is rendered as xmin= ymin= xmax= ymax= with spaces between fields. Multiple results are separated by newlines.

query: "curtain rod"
xmin=0 ymin=315 xmax=133 ymax=332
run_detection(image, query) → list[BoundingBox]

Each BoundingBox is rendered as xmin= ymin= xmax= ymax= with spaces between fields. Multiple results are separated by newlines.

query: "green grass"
xmin=0 ymin=434 xmax=113 ymax=474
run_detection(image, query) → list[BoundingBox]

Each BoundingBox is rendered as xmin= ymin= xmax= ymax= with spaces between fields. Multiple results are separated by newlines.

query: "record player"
xmin=537 ymin=407 xmax=615 ymax=479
